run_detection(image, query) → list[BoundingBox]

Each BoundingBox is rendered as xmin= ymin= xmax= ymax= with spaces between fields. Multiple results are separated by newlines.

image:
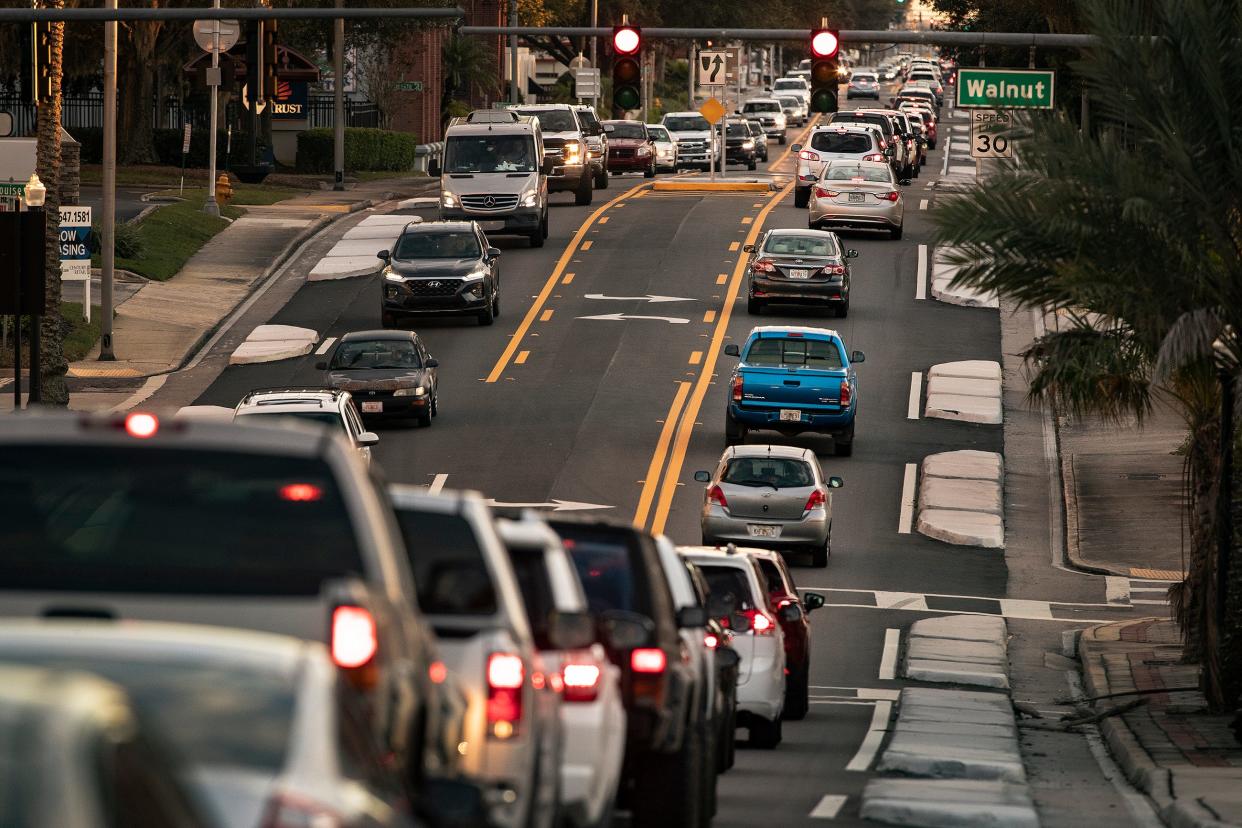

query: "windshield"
xmin=773 ymin=80 xmax=805 ymax=90
xmin=743 ymin=102 xmax=780 ymax=113
xmin=0 ymin=446 xmax=361 ymax=594
xmin=394 ymin=231 xmax=480 ymax=260
xmin=852 ymin=73 xmax=877 ymax=82
xmin=823 ymin=164 xmax=892 ymax=183
xmin=330 ymin=339 xmax=422 ymax=370
xmin=745 ymin=337 xmax=845 ymax=368
xmin=556 ymin=525 xmax=654 ymax=616
xmin=778 ymin=97 xmax=801 ymax=108
xmin=235 ymin=411 xmax=347 ymax=433
xmin=810 ymin=132 xmax=874 ymax=154
xmin=393 ymin=509 xmax=497 ymax=616
xmin=646 ymin=126 xmax=669 ymax=142
xmin=607 ymin=122 xmax=647 ymax=139
xmin=443 ymin=135 xmax=536 ymax=174
xmin=726 ymin=123 xmax=750 ymax=137
xmin=665 ymin=115 xmax=710 ymax=131
xmin=516 ymin=108 xmax=577 ymax=132
xmin=763 ymin=234 xmax=839 ymax=257
xmin=722 ymin=457 xmax=815 ymax=488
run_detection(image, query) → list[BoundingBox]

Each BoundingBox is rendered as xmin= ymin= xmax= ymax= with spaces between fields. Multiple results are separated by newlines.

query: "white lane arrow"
xmin=576 ymin=313 xmax=690 ymax=324
xmin=484 ymin=498 xmax=613 ymax=512
xmin=583 ymin=293 xmax=696 ymax=304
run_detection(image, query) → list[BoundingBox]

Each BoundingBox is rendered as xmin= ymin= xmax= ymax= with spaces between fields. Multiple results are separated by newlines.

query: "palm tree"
xmin=441 ymin=33 xmax=499 ymax=125
xmin=36 ymin=0 xmax=69 ymax=406
xmin=933 ymin=0 xmax=1242 ymax=710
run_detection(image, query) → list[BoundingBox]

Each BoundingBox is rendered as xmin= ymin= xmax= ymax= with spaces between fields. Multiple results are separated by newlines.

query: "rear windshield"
xmin=607 ymin=122 xmax=646 ymax=139
xmin=697 ymin=565 xmax=758 ymax=611
xmin=810 ymin=132 xmax=873 ymax=154
xmin=722 ymin=457 xmax=815 ymax=488
xmin=852 ymin=73 xmax=877 ymax=82
xmin=0 ymin=653 xmax=295 ymax=770
xmin=0 ymin=446 xmax=362 ymax=594
xmin=556 ymin=525 xmax=653 ymax=616
xmin=394 ymin=231 xmax=480 ymax=260
xmin=330 ymin=339 xmax=421 ymax=370
xmin=393 ymin=510 xmax=497 ymax=616
xmin=664 ymin=115 xmax=710 ymax=131
xmin=823 ymin=165 xmax=891 ymax=183
xmin=443 ymin=135 xmax=537 ymax=174
xmin=745 ymin=337 xmax=844 ymax=368
xmin=504 ymin=545 xmax=558 ymax=650
xmin=235 ymin=410 xmax=347 ymax=434
xmin=831 ymin=114 xmax=892 ymax=135
xmin=773 ymin=80 xmax=805 ymax=90
xmin=742 ymin=102 xmax=780 ymax=113
xmin=763 ymin=234 xmax=838 ymax=256
xmin=757 ymin=560 xmax=789 ymax=597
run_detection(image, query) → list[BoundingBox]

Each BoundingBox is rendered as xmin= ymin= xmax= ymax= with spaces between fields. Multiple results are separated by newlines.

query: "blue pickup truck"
xmin=723 ymin=326 xmax=865 ymax=456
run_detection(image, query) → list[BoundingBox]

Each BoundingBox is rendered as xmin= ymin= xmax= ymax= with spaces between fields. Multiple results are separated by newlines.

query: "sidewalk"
xmin=65 ymin=176 xmax=434 ymax=383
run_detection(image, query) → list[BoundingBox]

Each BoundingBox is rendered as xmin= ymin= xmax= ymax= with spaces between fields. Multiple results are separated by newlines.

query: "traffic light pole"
xmin=99 ymin=0 xmax=117 ymax=360
xmin=203 ymin=0 xmax=221 ymax=218
xmin=333 ymin=0 xmax=345 ymax=191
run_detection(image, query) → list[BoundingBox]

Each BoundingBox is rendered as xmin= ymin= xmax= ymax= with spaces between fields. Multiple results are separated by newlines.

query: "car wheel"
xmin=645 ymin=163 xmax=656 ymax=178
xmin=725 ymin=413 xmax=748 ymax=446
xmin=630 ymin=723 xmax=703 ymax=827
xmin=542 ymin=212 xmax=550 ymax=239
xmin=929 ymin=139 xmax=937 ymax=150
xmin=778 ymin=134 xmax=787 ymax=145
xmin=834 ymin=297 xmax=849 ymax=318
xmin=890 ymin=224 xmax=903 ymax=241
xmin=747 ymin=158 xmax=757 ymax=171
xmin=529 ymin=227 xmax=544 ymax=248
xmin=748 ymin=715 xmax=782 ymax=750
xmin=834 ymin=424 xmax=855 ymax=457
xmin=492 ymin=290 xmax=500 ymax=319
xmin=794 ymin=187 xmax=810 ymax=209
xmin=430 ymin=392 xmax=438 ymax=418
xmin=783 ymin=661 xmax=810 ymax=720
xmin=477 ymin=295 xmax=495 ymax=326
xmin=575 ymin=172 xmax=593 ymax=206
xmin=723 ymin=694 xmax=738 ymax=770
xmin=747 ymin=296 xmax=764 ymax=315
xmin=595 ymin=165 xmax=609 ymax=189
xmin=698 ymin=722 xmax=716 ymax=825
xmin=418 ymin=407 xmax=433 ymax=427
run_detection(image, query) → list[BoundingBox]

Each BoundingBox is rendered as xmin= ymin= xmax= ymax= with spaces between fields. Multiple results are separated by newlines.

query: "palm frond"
xmin=1023 ymin=322 xmax=1154 ymax=423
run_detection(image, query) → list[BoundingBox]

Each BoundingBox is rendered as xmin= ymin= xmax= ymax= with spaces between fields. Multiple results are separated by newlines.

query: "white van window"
xmin=444 ymin=135 xmax=537 ymax=174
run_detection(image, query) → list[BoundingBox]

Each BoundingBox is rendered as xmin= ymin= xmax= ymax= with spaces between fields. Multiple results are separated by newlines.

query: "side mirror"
xmin=487 ymin=247 xmax=502 ymax=259
xmin=600 ymin=610 xmax=654 ymax=651
xmin=358 ymin=432 xmax=380 ymax=447
xmin=415 ymin=779 xmax=489 ymax=828
xmin=693 ymin=470 xmax=712 ymax=483
xmin=316 ymin=361 xmax=328 ymax=371
xmin=779 ymin=603 xmax=803 ymax=623
xmin=427 ymin=159 xmax=441 ymax=176
xmin=851 ymin=350 xmax=865 ymax=364
xmin=885 ymin=147 xmax=895 ymax=157
xmin=803 ymin=592 xmax=826 ymax=612
xmin=677 ymin=605 xmax=709 ymax=629
xmin=377 ymin=249 xmax=390 ymax=261
xmin=790 ymin=143 xmax=802 ymax=153
xmin=742 ymin=244 xmax=754 ymax=253
xmin=724 ymin=344 xmax=740 ymax=357
xmin=828 ymin=476 xmax=844 ymax=489
xmin=425 ymin=357 xmax=440 ymax=369
xmin=549 ymin=610 xmax=596 ymax=650
xmin=846 ymin=249 xmax=859 ymax=259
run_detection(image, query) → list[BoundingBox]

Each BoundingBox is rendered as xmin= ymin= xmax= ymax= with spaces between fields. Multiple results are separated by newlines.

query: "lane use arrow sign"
xmin=576 ymin=313 xmax=690 ymax=324
xmin=483 ymin=498 xmax=613 ymax=512
xmin=584 ymin=293 xmax=696 ymax=303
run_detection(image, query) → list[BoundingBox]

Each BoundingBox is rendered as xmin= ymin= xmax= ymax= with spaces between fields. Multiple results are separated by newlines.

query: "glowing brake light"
xmin=740 ymin=608 xmax=776 ymax=635
xmin=863 ymin=153 xmax=886 ymax=162
xmin=804 ymin=489 xmax=827 ymax=511
xmin=631 ymin=648 xmax=667 ymax=673
xmin=487 ymin=653 xmax=524 ymax=737
xmin=562 ymin=661 xmax=602 ymax=702
xmin=487 ymin=653 xmax=524 ymax=688
xmin=708 ymin=484 xmax=729 ymax=509
xmin=124 ymin=412 xmax=159 ymax=439
xmin=331 ymin=606 xmax=378 ymax=669
xmin=279 ymin=483 xmax=323 ymax=503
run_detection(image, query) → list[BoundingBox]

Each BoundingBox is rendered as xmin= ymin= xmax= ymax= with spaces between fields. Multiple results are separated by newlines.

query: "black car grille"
xmin=404 ymin=278 xmax=463 ymax=297
xmin=611 ymin=148 xmax=635 ymax=158
xmin=460 ymin=194 xmax=519 ymax=211
xmin=679 ymin=141 xmax=705 ymax=151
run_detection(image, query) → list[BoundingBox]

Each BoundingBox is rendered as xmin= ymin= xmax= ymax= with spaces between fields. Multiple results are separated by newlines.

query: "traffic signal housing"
xmin=611 ymin=25 xmax=642 ymax=112
xmin=810 ymin=28 xmax=840 ymax=114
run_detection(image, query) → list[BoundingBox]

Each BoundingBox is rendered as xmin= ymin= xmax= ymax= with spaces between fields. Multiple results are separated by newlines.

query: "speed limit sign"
xmin=971 ymin=109 xmax=1012 ymax=158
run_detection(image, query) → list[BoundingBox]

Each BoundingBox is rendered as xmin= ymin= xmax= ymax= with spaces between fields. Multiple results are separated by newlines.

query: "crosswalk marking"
xmin=805 ymin=586 xmax=1145 ymax=623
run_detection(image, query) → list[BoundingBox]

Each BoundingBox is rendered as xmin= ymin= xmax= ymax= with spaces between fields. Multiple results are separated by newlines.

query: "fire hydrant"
xmin=215 ymin=173 xmax=233 ymax=206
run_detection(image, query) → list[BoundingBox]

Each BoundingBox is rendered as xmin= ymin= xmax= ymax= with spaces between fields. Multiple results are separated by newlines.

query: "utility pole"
xmin=509 ymin=0 xmax=518 ymax=104
xmin=99 ymin=0 xmax=117 ymax=360
xmin=333 ymin=0 xmax=345 ymax=191
xmin=688 ymin=42 xmax=696 ymax=106
xmin=590 ymin=0 xmax=598 ymax=72
xmin=203 ymin=0 xmax=221 ymax=218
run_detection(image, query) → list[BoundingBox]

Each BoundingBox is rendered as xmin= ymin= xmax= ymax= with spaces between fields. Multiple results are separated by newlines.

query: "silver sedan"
xmin=808 ymin=159 xmax=908 ymax=240
xmin=694 ymin=444 xmax=843 ymax=568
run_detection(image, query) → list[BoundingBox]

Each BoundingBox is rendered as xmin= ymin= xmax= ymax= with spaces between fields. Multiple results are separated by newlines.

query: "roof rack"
xmin=466 ymin=109 xmax=519 ymax=124
xmin=239 ymin=387 xmax=343 ymax=403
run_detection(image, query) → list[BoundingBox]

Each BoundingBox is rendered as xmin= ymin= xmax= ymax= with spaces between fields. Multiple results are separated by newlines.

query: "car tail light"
xmin=798 ymin=149 xmax=820 ymax=161
xmin=804 ymin=489 xmax=827 ymax=511
xmin=840 ymin=382 xmax=852 ymax=408
xmin=124 ymin=412 xmax=159 ymax=439
xmin=331 ymin=606 xmax=377 ymax=669
xmin=742 ymin=608 xmax=776 ymax=635
xmin=487 ymin=653 xmax=524 ymax=738
xmin=279 ymin=483 xmax=323 ymax=503
xmin=880 ymin=190 xmax=900 ymax=202
xmin=631 ymin=648 xmax=667 ymax=673
xmin=751 ymin=259 xmax=776 ymax=273
xmin=562 ymin=659 xmax=602 ymax=703
xmin=813 ymin=187 xmax=839 ymax=199
xmin=708 ymin=484 xmax=729 ymax=509
xmin=731 ymin=375 xmax=743 ymax=403
xmin=863 ymin=153 xmax=885 ymax=162
xmin=261 ymin=791 xmax=343 ymax=828
xmin=821 ymin=264 xmax=846 ymax=276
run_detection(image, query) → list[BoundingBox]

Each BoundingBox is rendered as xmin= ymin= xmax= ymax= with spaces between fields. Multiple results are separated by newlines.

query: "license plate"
xmin=779 ymin=409 xmax=802 ymax=422
xmin=789 ymin=268 xmax=811 ymax=279
xmin=480 ymin=220 xmax=506 ymax=231
xmin=748 ymin=524 xmax=781 ymax=538
xmin=361 ymin=401 xmax=383 ymax=413
xmin=848 ymin=193 xmax=865 ymax=203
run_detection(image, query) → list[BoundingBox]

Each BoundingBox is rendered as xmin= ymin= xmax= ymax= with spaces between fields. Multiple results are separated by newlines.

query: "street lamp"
xmin=23 ymin=173 xmax=46 ymax=207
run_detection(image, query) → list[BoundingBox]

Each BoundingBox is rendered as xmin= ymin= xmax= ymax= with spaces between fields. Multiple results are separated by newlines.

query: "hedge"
xmin=73 ymin=127 xmax=268 ymax=167
xmin=295 ymin=128 xmax=418 ymax=173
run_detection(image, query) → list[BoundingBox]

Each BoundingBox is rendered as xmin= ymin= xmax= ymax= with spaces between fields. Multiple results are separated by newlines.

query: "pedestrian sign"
xmin=698 ymin=97 xmax=726 ymax=125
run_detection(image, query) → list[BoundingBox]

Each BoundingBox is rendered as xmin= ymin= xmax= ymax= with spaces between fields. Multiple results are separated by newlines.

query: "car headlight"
xmin=393 ymin=386 xmax=426 ymax=397
xmin=742 ymin=140 xmax=754 ymax=149
xmin=462 ymin=268 xmax=488 ymax=282
xmin=383 ymin=267 xmax=403 ymax=282
xmin=562 ymin=141 xmax=583 ymax=163
xmin=520 ymin=189 xmax=538 ymax=207
xmin=441 ymin=191 xmax=459 ymax=208
xmin=637 ymin=145 xmax=651 ymax=156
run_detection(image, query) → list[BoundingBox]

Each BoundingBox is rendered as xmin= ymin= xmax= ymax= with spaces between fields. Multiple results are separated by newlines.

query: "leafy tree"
xmin=441 ymin=33 xmax=499 ymax=125
xmin=933 ymin=0 xmax=1242 ymax=711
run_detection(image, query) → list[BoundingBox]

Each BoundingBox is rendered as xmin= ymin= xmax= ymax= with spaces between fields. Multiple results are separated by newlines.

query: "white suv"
xmin=679 ymin=545 xmax=786 ymax=748
xmin=740 ymin=98 xmax=788 ymax=145
xmin=792 ymin=124 xmax=888 ymax=208
xmin=233 ymin=387 xmax=378 ymax=465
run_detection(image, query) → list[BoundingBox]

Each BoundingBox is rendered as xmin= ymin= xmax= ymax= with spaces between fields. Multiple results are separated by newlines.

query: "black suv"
xmin=546 ymin=517 xmax=711 ymax=828
xmin=744 ymin=118 xmax=769 ymax=163
xmin=724 ymin=119 xmax=759 ymax=170
xmin=378 ymin=220 xmax=502 ymax=327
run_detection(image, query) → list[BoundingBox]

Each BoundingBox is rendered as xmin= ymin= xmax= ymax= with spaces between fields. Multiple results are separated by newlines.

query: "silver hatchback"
xmin=808 ymin=159 xmax=908 ymax=240
xmin=694 ymin=444 xmax=843 ymax=567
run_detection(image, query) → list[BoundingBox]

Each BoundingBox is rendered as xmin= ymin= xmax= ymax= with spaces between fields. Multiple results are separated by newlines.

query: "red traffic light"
xmin=613 ymin=25 xmax=641 ymax=55
xmin=811 ymin=29 xmax=839 ymax=58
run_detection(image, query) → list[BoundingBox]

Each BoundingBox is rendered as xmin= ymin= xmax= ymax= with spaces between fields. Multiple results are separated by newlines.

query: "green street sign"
xmin=395 ymin=81 xmax=424 ymax=92
xmin=956 ymin=68 xmax=1055 ymax=109
xmin=0 ymin=182 xmax=25 ymax=197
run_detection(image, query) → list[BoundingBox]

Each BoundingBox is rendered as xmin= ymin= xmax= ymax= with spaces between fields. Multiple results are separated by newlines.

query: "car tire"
xmin=783 ymin=661 xmax=810 ymax=720
xmin=575 ymin=173 xmax=593 ymax=206
xmin=747 ymin=158 xmax=757 ymax=171
xmin=723 ymin=695 xmax=737 ymax=770
xmin=430 ymin=392 xmax=438 ymax=418
xmin=834 ymin=297 xmax=849 ymax=318
xmin=929 ymin=139 xmax=937 ymax=150
xmin=595 ymin=165 xmax=609 ymax=189
xmin=529 ymin=227 xmax=544 ymax=248
xmin=794 ymin=187 xmax=810 ymax=209
xmin=417 ymin=407 xmax=433 ymax=427
xmin=748 ymin=715 xmax=782 ymax=750
xmin=747 ymin=296 xmax=764 ymax=315
xmin=725 ymin=413 xmax=748 ymax=446
xmin=778 ymin=134 xmax=787 ymax=145
xmin=890 ymin=224 xmax=903 ymax=241
xmin=492 ymin=290 xmax=500 ymax=319
xmin=811 ymin=542 xmax=829 ymax=568
xmin=542 ymin=212 xmax=550 ymax=239
xmin=645 ymin=162 xmax=656 ymax=178
xmin=834 ymin=424 xmax=854 ymax=457
xmin=630 ymin=726 xmax=703 ymax=828
xmin=698 ymin=722 xmax=717 ymax=825
xmin=477 ymin=295 xmax=495 ymax=326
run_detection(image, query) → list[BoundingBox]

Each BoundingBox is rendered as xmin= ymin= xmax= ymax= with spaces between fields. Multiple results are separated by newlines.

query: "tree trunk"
xmin=37 ymin=0 xmax=68 ymax=406
xmin=119 ymin=20 xmax=163 ymax=164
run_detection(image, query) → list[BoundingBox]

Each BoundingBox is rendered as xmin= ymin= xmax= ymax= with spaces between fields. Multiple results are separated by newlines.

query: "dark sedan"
xmin=603 ymin=120 xmax=656 ymax=177
xmin=744 ymin=228 xmax=858 ymax=317
xmin=320 ymin=330 xmax=439 ymax=426
xmin=379 ymin=220 xmax=501 ymax=328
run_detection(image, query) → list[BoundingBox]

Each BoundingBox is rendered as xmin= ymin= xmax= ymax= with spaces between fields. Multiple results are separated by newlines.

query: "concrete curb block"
xmin=916 ymin=450 xmax=1006 ymax=548
xmin=309 ymin=211 xmax=405 ymax=281
xmin=861 ymin=779 xmax=1039 ymax=828
xmin=925 ymin=393 xmax=1003 ymax=424
xmin=919 ymin=476 xmax=1003 ymax=516
xmin=931 ymin=249 xmax=1000 ymax=309
xmin=917 ymin=508 xmax=1004 ymax=548
xmin=172 ymin=404 xmax=234 ymax=421
xmin=904 ymin=615 xmax=1010 ymax=689
xmin=228 ymin=324 xmax=318 ymax=365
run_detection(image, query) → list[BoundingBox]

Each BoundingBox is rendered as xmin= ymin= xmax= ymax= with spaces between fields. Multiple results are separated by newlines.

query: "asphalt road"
xmin=188 ymin=96 xmax=1130 ymax=825
xmin=77 ymin=184 xmax=152 ymax=223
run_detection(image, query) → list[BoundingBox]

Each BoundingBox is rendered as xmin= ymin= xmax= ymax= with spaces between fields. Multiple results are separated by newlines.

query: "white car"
xmin=740 ymin=98 xmax=788 ymax=145
xmin=772 ymin=76 xmax=811 ymax=109
xmin=661 ymin=111 xmax=719 ymax=171
xmin=232 ymin=387 xmax=378 ymax=465
xmin=496 ymin=515 xmax=626 ymax=828
xmin=776 ymin=95 xmax=807 ymax=127
xmin=791 ymin=124 xmax=889 ymax=208
xmin=679 ymin=546 xmax=786 ymax=749
xmin=645 ymin=123 xmax=678 ymax=172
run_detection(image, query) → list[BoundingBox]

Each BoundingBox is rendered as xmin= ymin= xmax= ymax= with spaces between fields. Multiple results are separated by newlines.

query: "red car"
xmin=603 ymin=120 xmax=656 ymax=178
xmin=748 ymin=547 xmax=823 ymax=721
